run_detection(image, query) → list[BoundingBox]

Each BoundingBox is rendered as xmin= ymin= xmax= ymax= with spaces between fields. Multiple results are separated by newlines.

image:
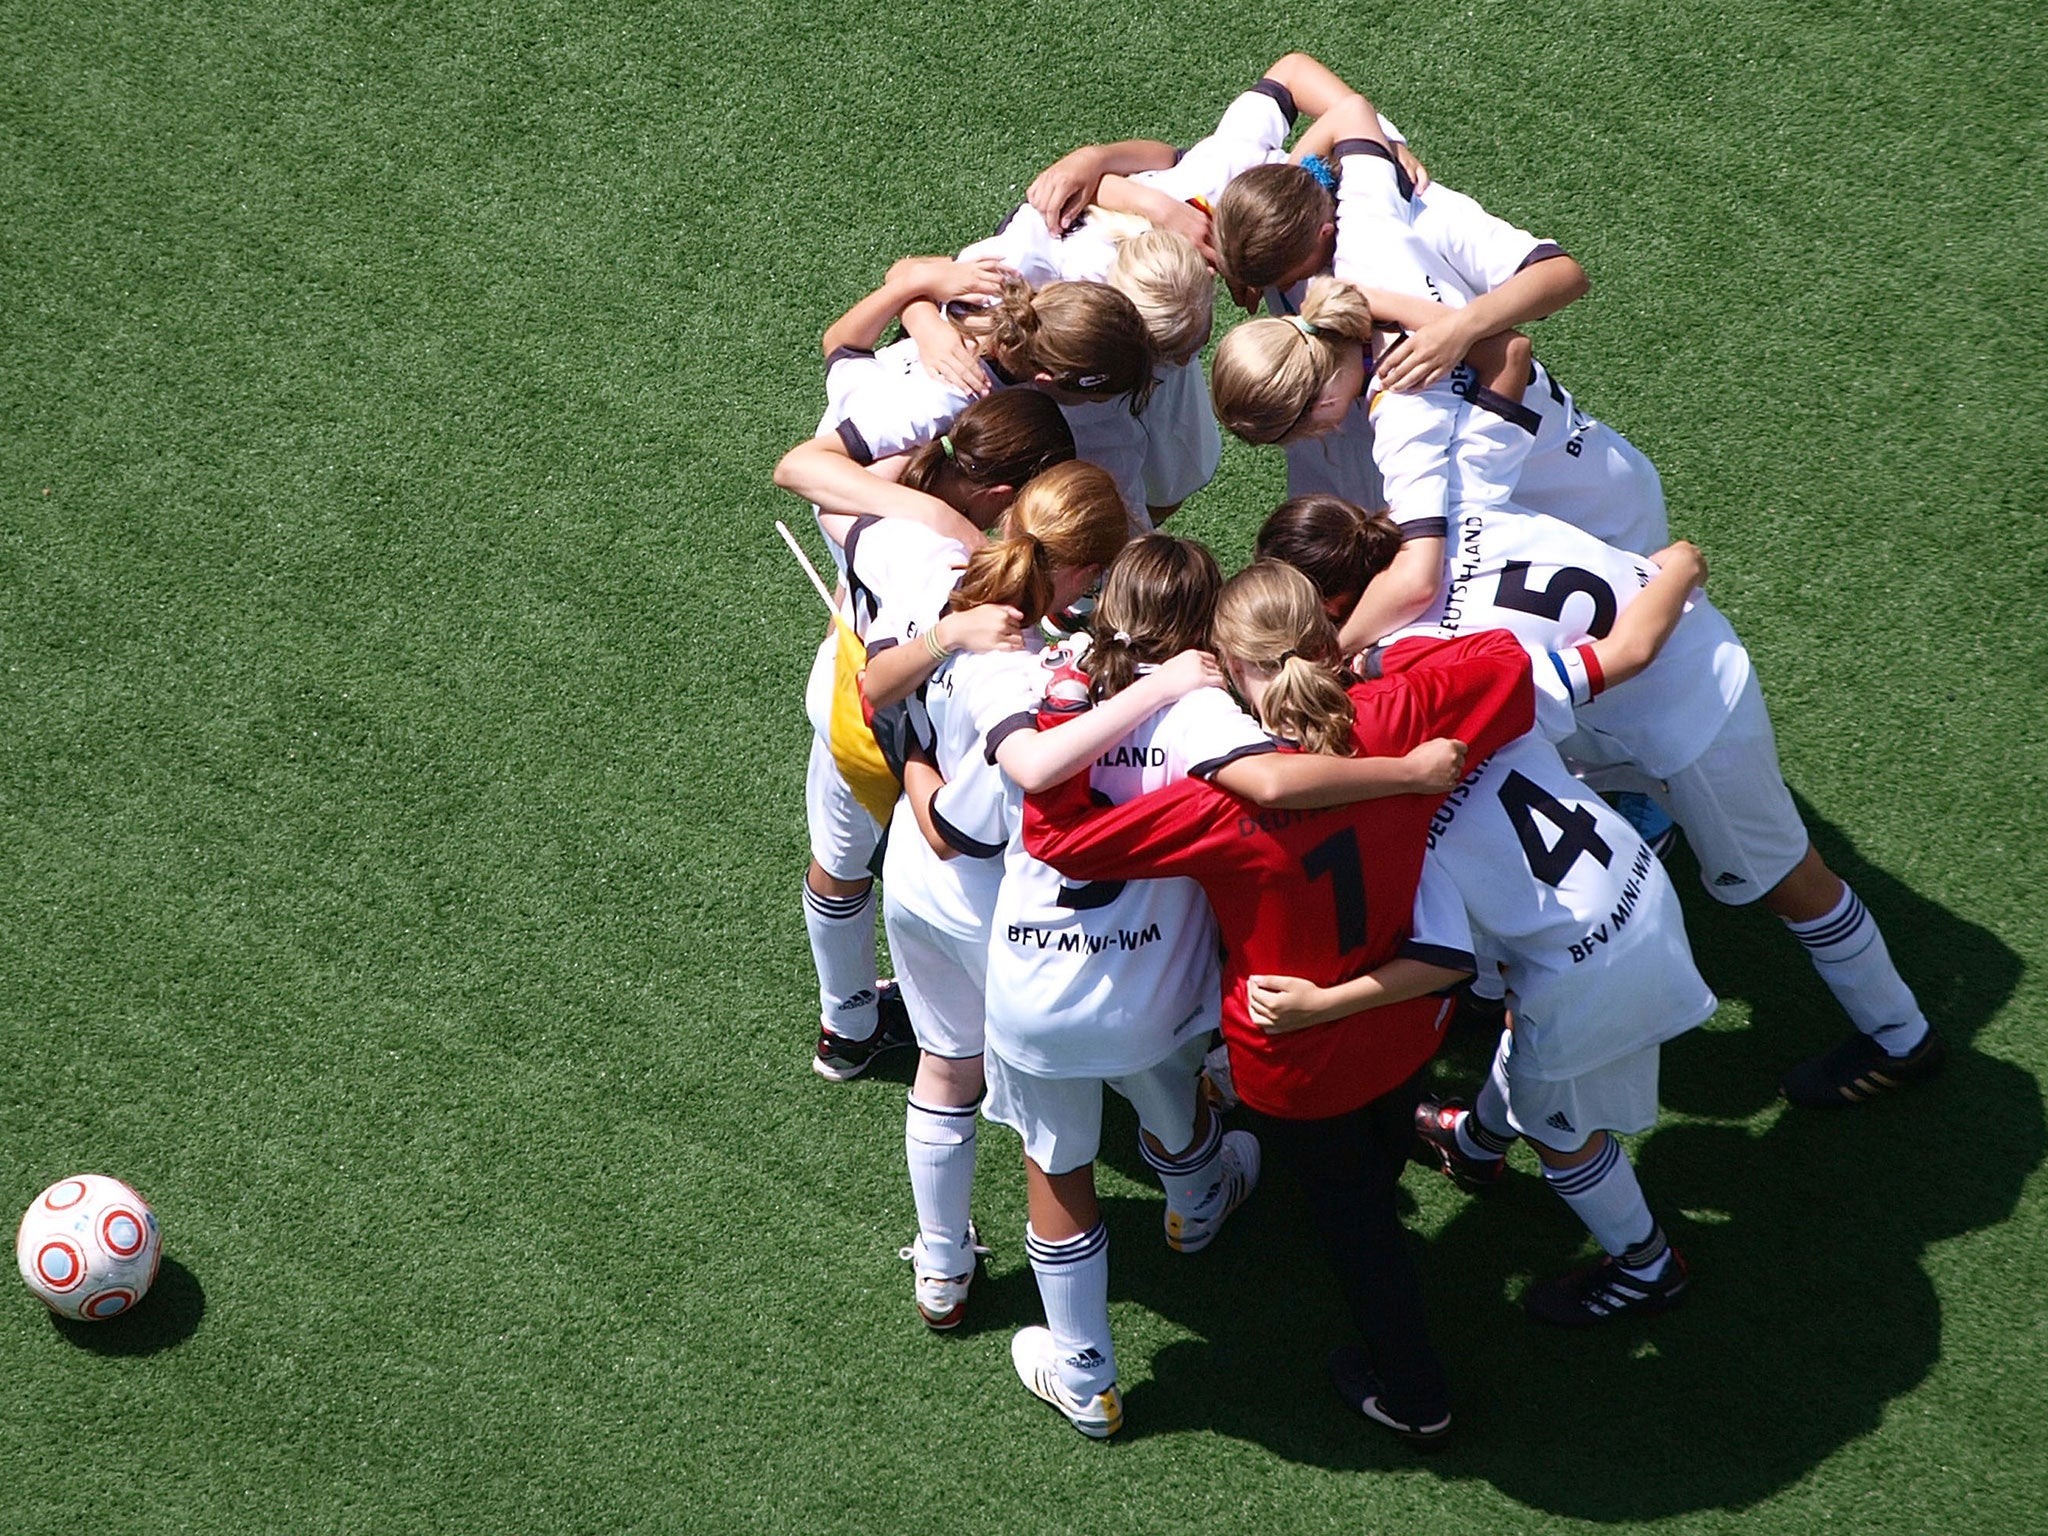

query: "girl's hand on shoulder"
xmin=1028 ymin=146 xmax=1106 ymax=235
xmin=1153 ymin=198 xmax=1219 ymax=270
xmin=1248 ymin=974 xmax=1332 ymax=1034
xmin=939 ymin=604 xmax=1025 ymax=656
xmin=1148 ymin=648 xmax=1226 ymax=700
xmin=1650 ymin=540 xmax=1707 ymax=589
xmin=922 ymin=256 xmax=1011 ymax=305
xmin=1374 ymin=307 xmax=1483 ymax=394
xmin=1394 ymin=141 xmax=1431 ymax=194
xmin=1402 ymin=737 xmax=1469 ymax=794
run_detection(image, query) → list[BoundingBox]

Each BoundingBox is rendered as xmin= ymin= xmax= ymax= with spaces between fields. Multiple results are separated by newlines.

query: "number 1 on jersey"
xmin=1301 ymin=829 xmax=1368 ymax=954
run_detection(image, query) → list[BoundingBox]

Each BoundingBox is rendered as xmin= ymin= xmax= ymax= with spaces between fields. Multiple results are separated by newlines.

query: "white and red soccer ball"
xmin=16 ymin=1174 xmax=162 ymax=1321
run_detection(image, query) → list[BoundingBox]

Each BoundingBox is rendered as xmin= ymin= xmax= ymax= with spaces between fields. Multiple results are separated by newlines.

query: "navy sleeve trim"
xmin=866 ymin=635 xmax=899 ymax=656
xmin=1395 ymin=515 xmax=1449 ymax=543
xmin=1468 ymin=384 xmax=1541 ymax=436
xmin=932 ymin=803 xmax=1005 ymax=860
xmin=984 ymin=711 xmax=1038 ymax=765
xmin=841 ymin=514 xmax=880 ymax=573
xmin=1188 ymin=739 xmax=1281 ymax=779
xmin=1357 ymin=645 xmax=1386 ymax=681
xmin=1516 ymin=241 xmax=1567 ymax=271
xmin=835 ymin=417 xmax=874 ymax=466
xmin=825 ymin=344 xmax=875 ymax=369
xmin=1251 ymin=77 xmax=1299 ymax=127
xmin=1332 ymin=136 xmax=1393 ymax=165
xmin=1399 ymin=940 xmax=1477 ymax=974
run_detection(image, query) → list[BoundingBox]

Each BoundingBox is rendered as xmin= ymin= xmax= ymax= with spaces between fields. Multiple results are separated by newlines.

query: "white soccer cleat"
xmin=898 ymin=1228 xmax=988 ymax=1331
xmin=1164 ymin=1129 xmax=1261 ymax=1253
xmin=1010 ymin=1326 xmax=1123 ymax=1439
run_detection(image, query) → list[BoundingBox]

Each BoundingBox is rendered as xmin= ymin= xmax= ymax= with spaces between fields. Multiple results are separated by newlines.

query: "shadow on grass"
xmin=50 ymin=1254 xmax=205 ymax=1356
xmin=1088 ymin=800 xmax=2036 ymax=1517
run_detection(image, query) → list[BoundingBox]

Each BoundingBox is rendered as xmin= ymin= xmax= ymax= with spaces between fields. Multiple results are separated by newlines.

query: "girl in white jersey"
xmin=782 ymin=389 xmax=1081 ymax=1083
xmin=1213 ymin=91 xmax=1669 ymax=573
xmin=1292 ymin=497 xmax=1943 ymax=1110
xmin=964 ymin=534 xmax=1468 ymax=1438
xmin=1253 ymin=497 xmax=1724 ymax=1324
xmin=842 ymin=463 xmax=1209 ymax=1336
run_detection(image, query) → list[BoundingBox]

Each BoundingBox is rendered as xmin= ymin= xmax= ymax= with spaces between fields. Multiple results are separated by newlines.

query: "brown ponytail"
xmin=1086 ymin=534 xmax=1223 ymax=701
xmin=1255 ymin=494 xmax=1402 ymax=604
xmin=963 ymin=278 xmax=1158 ymax=412
xmin=1212 ymin=561 xmax=1356 ymax=756
xmin=949 ymin=461 xmax=1131 ymax=625
xmin=900 ymin=389 xmax=1076 ymax=499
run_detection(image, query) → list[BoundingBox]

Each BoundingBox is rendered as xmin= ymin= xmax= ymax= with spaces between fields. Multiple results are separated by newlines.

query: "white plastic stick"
xmin=775 ymin=520 xmax=843 ymax=619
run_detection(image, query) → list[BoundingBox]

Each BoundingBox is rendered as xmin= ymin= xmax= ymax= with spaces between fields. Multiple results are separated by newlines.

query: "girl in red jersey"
xmin=1023 ymin=561 xmax=1536 ymax=1449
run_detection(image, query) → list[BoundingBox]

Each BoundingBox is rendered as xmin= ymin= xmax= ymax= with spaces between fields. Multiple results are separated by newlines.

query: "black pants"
xmin=1247 ymin=1072 xmax=1450 ymax=1423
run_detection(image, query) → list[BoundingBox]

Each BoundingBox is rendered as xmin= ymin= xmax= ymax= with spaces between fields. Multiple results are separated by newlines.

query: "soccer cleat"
xmin=898 ymin=1225 xmax=990 ymax=1331
xmin=1164 ymin=1130 xmax=1261 ymax=1253
xmin=1523 ymin=1249 xmax=1690 ymax=1327
xmin=1412 ymin=1097 xmax=1507 ymax=1193
xmin=1780 ymin=1027 xmax=1946 ymax=1108
xmin=1327 ymin=1346 xmax=1453 ymax=1451
xmin=1011 ymin=1326 xmax=1123 ymax=1439
xmin=811 ymin=980 xmax=916 ymax=1082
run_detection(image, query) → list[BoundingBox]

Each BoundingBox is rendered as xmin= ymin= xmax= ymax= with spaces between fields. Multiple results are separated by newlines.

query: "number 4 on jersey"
xmin=1498 ymin=769 xmax=1613 ymax=887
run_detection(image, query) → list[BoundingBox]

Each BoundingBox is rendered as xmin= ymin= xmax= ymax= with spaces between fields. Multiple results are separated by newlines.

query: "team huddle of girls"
xmin=773 ymin=53 xmax=1942 ymax=1449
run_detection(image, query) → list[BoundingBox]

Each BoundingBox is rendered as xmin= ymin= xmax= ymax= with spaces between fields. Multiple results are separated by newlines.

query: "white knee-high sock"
xmin=1785 ymin=885 xmax=1929 ymax=1055
xmin=804 ymin=879 xmax=878 ymax=1039
xmin=905 ymin=1095 xmax=978 ymax=1276
xmin=1140 ymin=1111 xmax=1224 ymax=1220
xmin=1541 ymin=1136 xmax=1670 ymax=1278
xmin=1026 ymin=1221 xmax=1116 ymax=1398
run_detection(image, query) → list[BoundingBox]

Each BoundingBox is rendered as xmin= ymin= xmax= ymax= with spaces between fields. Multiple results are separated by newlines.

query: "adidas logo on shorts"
xmin=1545 ymin=1110 xmax=1575 ymax=1133
xmin=1712 ymin=872 xmax=1746 ymax=887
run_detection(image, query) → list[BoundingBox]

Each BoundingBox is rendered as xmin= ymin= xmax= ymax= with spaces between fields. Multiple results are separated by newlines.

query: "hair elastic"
xmin=1286 ymin=314 xmax=1321 ymax=341
xmin=1112 ymin=629 xmax=1133 ymax=644
xmin=1300 ymin=155 xmax=1338 ymax=193
xmin=939 ymin=434 xmax=957 ymax=461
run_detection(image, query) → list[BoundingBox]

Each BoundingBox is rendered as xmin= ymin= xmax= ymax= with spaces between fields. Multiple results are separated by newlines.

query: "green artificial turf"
xmin=3 ymin=1 xmax=2045 ymax=1530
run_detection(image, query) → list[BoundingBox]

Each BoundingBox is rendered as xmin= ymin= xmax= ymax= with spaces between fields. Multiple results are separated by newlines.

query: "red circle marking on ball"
xmin=83 ymin=1289 xmax=135 ymax=1319
xmin=35 ymin=1239 xmax=86 ymax=1292
xmin=44 ymin=1180 xmax=89 ymax=1212
xmin=100 ymin=1208 xmax=146 ymax=1258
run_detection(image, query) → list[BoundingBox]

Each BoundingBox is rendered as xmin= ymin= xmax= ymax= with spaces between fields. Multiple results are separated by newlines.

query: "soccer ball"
xmin=16 ymin=1174 xmax=162 ymax=1321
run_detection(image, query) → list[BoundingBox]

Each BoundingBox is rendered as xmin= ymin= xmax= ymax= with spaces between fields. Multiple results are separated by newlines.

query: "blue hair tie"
xmin=1300 ymin=155 xmax=1338 ymax=193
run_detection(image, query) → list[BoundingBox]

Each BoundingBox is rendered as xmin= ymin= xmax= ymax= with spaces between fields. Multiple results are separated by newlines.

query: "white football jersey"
xmin=802 ymin=514 xmax=966 ymax=735
xmin=1383 ymin=506 xmax=1751 ymax=777
xmin=883 ymin=640 xmax=1048 ymax=944
xmin=820 ymin=338 xmax=1007 ymax=472
xmin=1423 ymin=733 xmax=1716 ymax=1079
xmin=976 ymin=670 xmax=1276 ymax=1080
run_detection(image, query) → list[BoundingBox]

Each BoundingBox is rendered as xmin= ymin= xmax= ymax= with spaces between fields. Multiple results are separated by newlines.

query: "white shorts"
xmin=983 ymin=1033 xmax=1208 ymax=1176
xmin=1660 ymin=675 xmax=1809 ymax=906
xmin=882 ymin=903 xmax=987 ymax=1060
xmin=806 ymin=734 xmax=883 ymax=882
xmin=1495 ymin=1030 xmax=1661 ymax=1154
xmin=1516 ymin=362 xmax=1668 ymax=556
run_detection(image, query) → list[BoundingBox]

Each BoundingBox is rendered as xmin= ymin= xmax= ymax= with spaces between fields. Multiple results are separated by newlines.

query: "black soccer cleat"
xmin=1413 ymin=1096 xmax=1508 ymax=1193
xmin=1327 ymin=1346 xmax=1453 ymax=1452
xmin=812 ymin=980 xmax=916 ymax=1082
xmin=1780 ymin=1027 xmax=1946 ymax=1108
xmin=1523 ymin=1250 xmax=1690 ymax=1327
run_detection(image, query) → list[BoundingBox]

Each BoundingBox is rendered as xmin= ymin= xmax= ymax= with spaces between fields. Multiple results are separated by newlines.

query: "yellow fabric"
xmin=827 ymin=617 xmax=899 ymax=823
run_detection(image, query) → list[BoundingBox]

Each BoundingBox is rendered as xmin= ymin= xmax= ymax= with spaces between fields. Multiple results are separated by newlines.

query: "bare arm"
xmin=1585 ymin=542 xmax=1707 ymax=689
xmin=994 ymin=652 xmax=1224 ymax=794
xmin=1247 ymin=958 xmax=1470 ymax=1034
xmin=1262 ymin=52 xmax=1363 ymax=122
xmin=1375 ymin=256 xmax=1589 ymax=394
xmin=861 ymin=606 xmax=1025 ymax=711
xmin=1209 ymin=737 xmax=1467 ymax=807
xmin=1028 ymin=139 xmax=1179 ymax=233
xmin=820 ymin=256 xmax=1010 ymax=358
xmin=1289 ymin=91 xmax=1389 ymax=165
xmin=901 ymin=753 xmax=957 ymax=860
xmin=1093 ymin=175 xmax=1218 ymax=266
xmin=1338 ymin=535 xmax=1444 ymax=655
xmin=773 ymin=435 xmax=984 ymax=547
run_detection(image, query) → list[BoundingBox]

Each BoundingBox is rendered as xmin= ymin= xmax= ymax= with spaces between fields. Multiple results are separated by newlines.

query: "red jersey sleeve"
xmin=1022 ymin=771 xmax=1240 ymax=883
xmin=1350 ymin=629 xmax=1534 ymax=765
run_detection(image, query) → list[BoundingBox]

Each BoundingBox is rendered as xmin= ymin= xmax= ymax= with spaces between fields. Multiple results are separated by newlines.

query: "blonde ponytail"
xmin=950 ymin=461 xmax=1131 ymax=624
xmin=1212 ymin=560 xmax=1355 ymax=756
